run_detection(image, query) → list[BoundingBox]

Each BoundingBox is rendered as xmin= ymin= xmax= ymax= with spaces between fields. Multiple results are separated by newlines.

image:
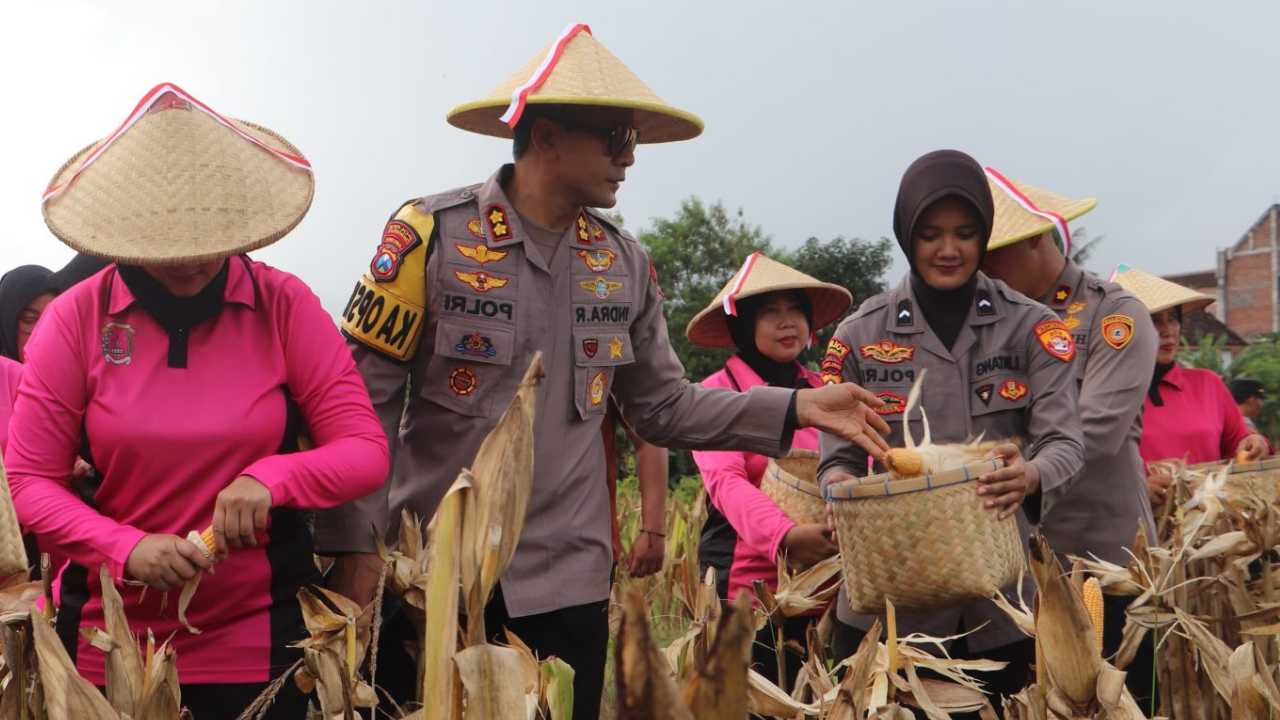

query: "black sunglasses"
xmin=554 ymin=118 xmax=638 ymax=159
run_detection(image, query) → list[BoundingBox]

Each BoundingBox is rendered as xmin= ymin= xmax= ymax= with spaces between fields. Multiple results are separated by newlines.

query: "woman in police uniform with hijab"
xmin=819 ymin=150 xmax=1084 ymax=705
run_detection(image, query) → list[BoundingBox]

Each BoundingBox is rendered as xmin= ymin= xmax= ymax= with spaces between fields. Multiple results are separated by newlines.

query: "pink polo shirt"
xmin=0 ymin=356 xmax=20 ymax=452
xmin=1139 ymin=363 xmax=1252 ymax=466
xmin=4 ymin=258 xmax=389 ymax=685
xmin=692 ymin=356 xmax=822 ymax=605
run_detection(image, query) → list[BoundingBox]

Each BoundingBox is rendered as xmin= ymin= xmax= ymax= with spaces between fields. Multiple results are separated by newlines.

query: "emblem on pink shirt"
xmin=100 ymin=322 xmax=134 ymax=365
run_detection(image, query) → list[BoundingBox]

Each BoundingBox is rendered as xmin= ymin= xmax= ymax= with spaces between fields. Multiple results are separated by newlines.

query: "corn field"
xmin=6 ymin=359 xmax=1280 ymax=717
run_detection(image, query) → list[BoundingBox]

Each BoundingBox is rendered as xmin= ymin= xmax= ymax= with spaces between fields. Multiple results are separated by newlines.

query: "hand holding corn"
xmin=976 ymin=442 xmax=1040 ymax=520
xmin=1237 ymin=434 xmax=1269 ymax=463
xmin=124 ymin=534 xmax=213 ymax=591
xmin=211 ymin=474 xmax=273 ymax=557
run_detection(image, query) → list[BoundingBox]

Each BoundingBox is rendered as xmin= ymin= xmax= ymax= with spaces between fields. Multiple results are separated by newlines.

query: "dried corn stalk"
xmin=616 ymin=586 xmax=692 ymax=720
xmin=30 ymin=609 xmax=120 ymax=719
xmin=679 ymin=592 xmax=754 ymax=718
xmin=454 ymin=644 xmax=539 ymax=719
xmin=293 ymin=585 xmax=376 ymax=717
xmin=420 ymin=473 xmax=470 ymax=718
xmin=461 ymin=353 xmax=542 ymax=645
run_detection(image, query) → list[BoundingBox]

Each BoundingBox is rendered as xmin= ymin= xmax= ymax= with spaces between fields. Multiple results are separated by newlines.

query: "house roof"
xmin=1183 ymin=310 xmax=1248 ymax=348
xmin=1163 ymin=269 xmax=1216 ymax=290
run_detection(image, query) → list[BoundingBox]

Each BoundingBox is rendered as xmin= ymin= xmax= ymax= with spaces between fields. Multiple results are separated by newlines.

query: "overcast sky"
xmin=5 ymin=1 xmax=1279 ymax=314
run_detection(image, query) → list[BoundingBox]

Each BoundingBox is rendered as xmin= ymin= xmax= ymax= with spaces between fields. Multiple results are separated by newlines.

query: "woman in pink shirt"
xmin=0 ymin=356 xmax=20 ymax=454
xmin=1113 ymin=268 xmax=1268 ymax=505
xmin=4 ymin=84 xmax=389 ymax=719
xmin=685 ymin=253 xmax=852 ymax=688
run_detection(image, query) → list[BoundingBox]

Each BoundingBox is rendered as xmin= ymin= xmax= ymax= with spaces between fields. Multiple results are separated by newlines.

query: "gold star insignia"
xmin=493 ymin=222 xmax=508 ymax=237
xmin=610 ymin=336 xmax=624 ymax=359
xmin=489 ymin=208 xmax=505 ymax=225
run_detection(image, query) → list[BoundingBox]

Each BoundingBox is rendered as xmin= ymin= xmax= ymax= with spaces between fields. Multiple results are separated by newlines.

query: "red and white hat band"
xmin=43 ymin=82 xmax=312 ymax=204
xmin=499 ymin=23 xmax=593 ymax=129
xmin=722 ymin=251 xmax=762 ymax=317
xmin=984 ymin=166 xmax=1072 ymax=257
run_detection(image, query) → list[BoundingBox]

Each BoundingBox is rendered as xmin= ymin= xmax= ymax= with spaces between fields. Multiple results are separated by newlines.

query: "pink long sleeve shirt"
xmin=1139 ymin=363 xmax=1252 ymax=466
xmin=0 ymin=356 xmax=20 ymax=452
xmin=4 ymin=258 xmax=389 ymax=685
xmin=692 ymin=356 xmax=821 ymax=606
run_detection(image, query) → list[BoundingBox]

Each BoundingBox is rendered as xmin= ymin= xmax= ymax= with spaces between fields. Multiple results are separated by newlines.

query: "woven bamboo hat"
xmin=1111 ymin=265 xmax=1214 ymax=314
xmin=447 ymin=23 xmax=703 ymax=143
xmin=41 ymin=83 xmax=314 ymax=266
xmin=984 ymin=167 xmax=1097 ymax=251
xmin=686 ymin=253 xmax=852 ymax=348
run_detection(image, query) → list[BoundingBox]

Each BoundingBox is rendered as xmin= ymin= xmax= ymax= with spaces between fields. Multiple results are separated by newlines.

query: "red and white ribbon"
xmin=984 ymin=166 xmax=1072 ymax=257
xmin=1108 ymin=263 xmax=1130 ymax=282
xmin=723 ymin=251 xmax=762 ymax=316
xmin=43 ymin=82 xmax=312 ymax=204
xmin=499 ymin=23 xmax=592 ymax=128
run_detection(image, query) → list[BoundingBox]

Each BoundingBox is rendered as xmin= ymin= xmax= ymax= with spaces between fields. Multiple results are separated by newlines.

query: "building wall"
xmin=1221 ymin=207 xmax=1278 ymax=338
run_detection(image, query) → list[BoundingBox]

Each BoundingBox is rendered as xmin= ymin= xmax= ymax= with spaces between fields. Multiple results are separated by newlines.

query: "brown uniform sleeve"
xmin=611 ymin=256 xmax=793 ymax=455
xmin=1078 ymin=295 xmax=1157 ymax=459
xmin=817 ymin=324 xmax=867 ymax=484
xmin=1023 ymin=308 xmax=1085 ymax=517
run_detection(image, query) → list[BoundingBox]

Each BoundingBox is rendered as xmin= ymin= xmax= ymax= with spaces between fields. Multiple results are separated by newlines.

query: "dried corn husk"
xmin=1028 ymin=534 xmax=1101 ymax=713
xmin=772 ymin=554 xmax=841 ymax=618
xmin=461 ymin=354 xmax=542 ymax=644
xmin=30 ymin=610 xmax=120 ymax=719
xmin=454 ymin=644 xmax=539 ymax=719
xmin=421 ymin=473 xmax=470 ymax=718
xmin=678 ymin=592 xmax=753 ymax=718
xmin=616 ymin=586 xmax=692 ymax=720
xmin=293 ymin=585 xmax=376 ymax=717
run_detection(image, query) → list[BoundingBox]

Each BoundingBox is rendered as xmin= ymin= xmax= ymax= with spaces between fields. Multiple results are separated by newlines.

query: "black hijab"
xmin=892 ymin=150 xmax=995 ymax=350
xmin=49 ymin=253 xmax=110 ymax=293
xmin=1148 ymin=307 xmax=1182 ymax=406
xmin=0 ymin=265 xmax=54 ymax=361
xmin=726 ymin=290 xmax=814 ymax=389
xmin=117 ymin=261 xmax=230 ymax=369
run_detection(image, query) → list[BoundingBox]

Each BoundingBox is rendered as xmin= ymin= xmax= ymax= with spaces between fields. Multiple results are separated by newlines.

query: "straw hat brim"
xmin=987 ymin=175 xmax=1098 ymax=250
xmin=1113 ymin=268 xmax=1215 ymax=315
xmin=686 ymin=282 xmax=852 ymax=349
xmin=447 ymin=96 xmax=703 ymax=143
xmin=43 ymin=114 xmax=314 ymax=266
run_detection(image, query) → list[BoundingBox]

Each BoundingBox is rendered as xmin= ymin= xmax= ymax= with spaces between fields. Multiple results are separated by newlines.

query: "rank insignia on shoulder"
xmin=1102 ymin=314 xmax=1135 ymax=350
xmin=580 ymin=277 xmax=624 ymax=300
xmin=860 ymin=339 xmax=914 ymax=364
xmin=455 ymin=270 xmax=510 ymax=293
xmin=467 ymin=217 xmax=486 ymax=239
xmin=449 ymin=367 xmax=478 ymax=396
xmin=896 ymin=300 xmax=913 ymax=326
xmin=455 ymin=332 xmax=497 ymax=359
xmin=975 ymin=384 xmax=994 ymax=406
xmin=998 ymin=379 xmax=1028 ymax=401
xmin=577 ymin=248 xmax=617 ymax=273
xmin=1034 ymin=319 xmax=1076 ymax=362
xmin=975 ymin=290 xmax=995 ymax=316
xmin=874 ymin=391 xmax=906 ymax=415
xmin=455 ymin=243 xmax=509 ymax=265
xmin=1052 ymin=285 xmax=1071 ymax=306
xmin=576 ymin=212 xmax=607 ymax=244
xmin=371 ymin=219 xmax=422 ymax=282
xmin=486 ymin=205 xmax=512 ymax=241
xmin=589 ymin=371 xmax=607 ymax=406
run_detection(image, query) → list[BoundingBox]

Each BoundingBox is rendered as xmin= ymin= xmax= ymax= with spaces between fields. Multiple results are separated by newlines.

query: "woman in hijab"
xmin=0 ymin=265 xmax=55 ymax=362
xmin=1111 ymin=267 xmax=1268 ymax=505
xmin=818 ymin=149 xmax=1084 ymax=707
xmin=686 ymin=253 xmax=852 ymax=688
xmin=5 ymin=84 xmax=389 ymax=719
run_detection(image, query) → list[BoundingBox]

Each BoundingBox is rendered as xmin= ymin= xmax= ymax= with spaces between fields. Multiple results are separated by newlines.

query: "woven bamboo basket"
xmin=0 ymin=456 xmax=29 ymax=576
xmin=824 ymin=458 xmax=1024 ymax=614
xmin=1184 ymin=456 xmax=1280 ymax=505
xmin=761 ymin=449 xmax=826 ymax=526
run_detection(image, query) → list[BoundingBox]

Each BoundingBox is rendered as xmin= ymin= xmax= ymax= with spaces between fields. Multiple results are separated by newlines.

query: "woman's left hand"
xmin=976 ymin=443 xmax=1041 ymax=520
xmin=213 ymin=475 xmax=272 ymax=556
xmin=1237 ymin=434 xmax=1270 ymax=462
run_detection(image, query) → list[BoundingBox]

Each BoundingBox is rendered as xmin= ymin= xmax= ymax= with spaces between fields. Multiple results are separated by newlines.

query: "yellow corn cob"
xmin=884 ymin=448 xmax=924 ymax=478
xmin=1082 ymin=577 xmax=1104 ymax=652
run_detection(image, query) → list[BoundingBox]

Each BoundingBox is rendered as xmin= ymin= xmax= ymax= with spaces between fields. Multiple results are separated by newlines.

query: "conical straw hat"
xmin=42 ymin=83 xmax=314 ymax=266
xmin=985 ymin=168 xmax=1097 ymax=251
xmin=1111 ymin=266 xmax=1214 ymax=315
xmin=686 ymin=253 xmax=852 ymax=348
xmin=447 ymin=24 xmax=702 ymax=143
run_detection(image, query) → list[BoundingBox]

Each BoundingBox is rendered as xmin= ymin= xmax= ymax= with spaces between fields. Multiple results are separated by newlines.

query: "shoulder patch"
xmin=1034 ymin=319 xmax=1076 ymax=362
xmin=342 ymin=203 xmax=435 ymax=361
xmin=1101 ymin=314 xmax=1135 ymax=350
xmin=821 ymin=337 xmax=853 ymax=384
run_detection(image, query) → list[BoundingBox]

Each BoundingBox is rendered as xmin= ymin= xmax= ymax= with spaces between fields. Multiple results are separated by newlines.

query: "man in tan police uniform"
xmin=979 ymin=168 xmax=1158 ymax=703
xmin=316 ymin=25 xmax=889 ymax=719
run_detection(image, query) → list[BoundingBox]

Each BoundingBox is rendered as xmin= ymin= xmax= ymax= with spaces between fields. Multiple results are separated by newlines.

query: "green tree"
xmin=1226 ymin=334 xmax=1280 ymax=438
xmin=786 ymin=235 xmax=893 ymax=353
xmin=1179 ymin=333 xmax=1228 ymax=375
xmin=639 ymin=198 xmax=775 ymax=383
xmin=1068 ymin=226 xmax=1103 ymax=270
